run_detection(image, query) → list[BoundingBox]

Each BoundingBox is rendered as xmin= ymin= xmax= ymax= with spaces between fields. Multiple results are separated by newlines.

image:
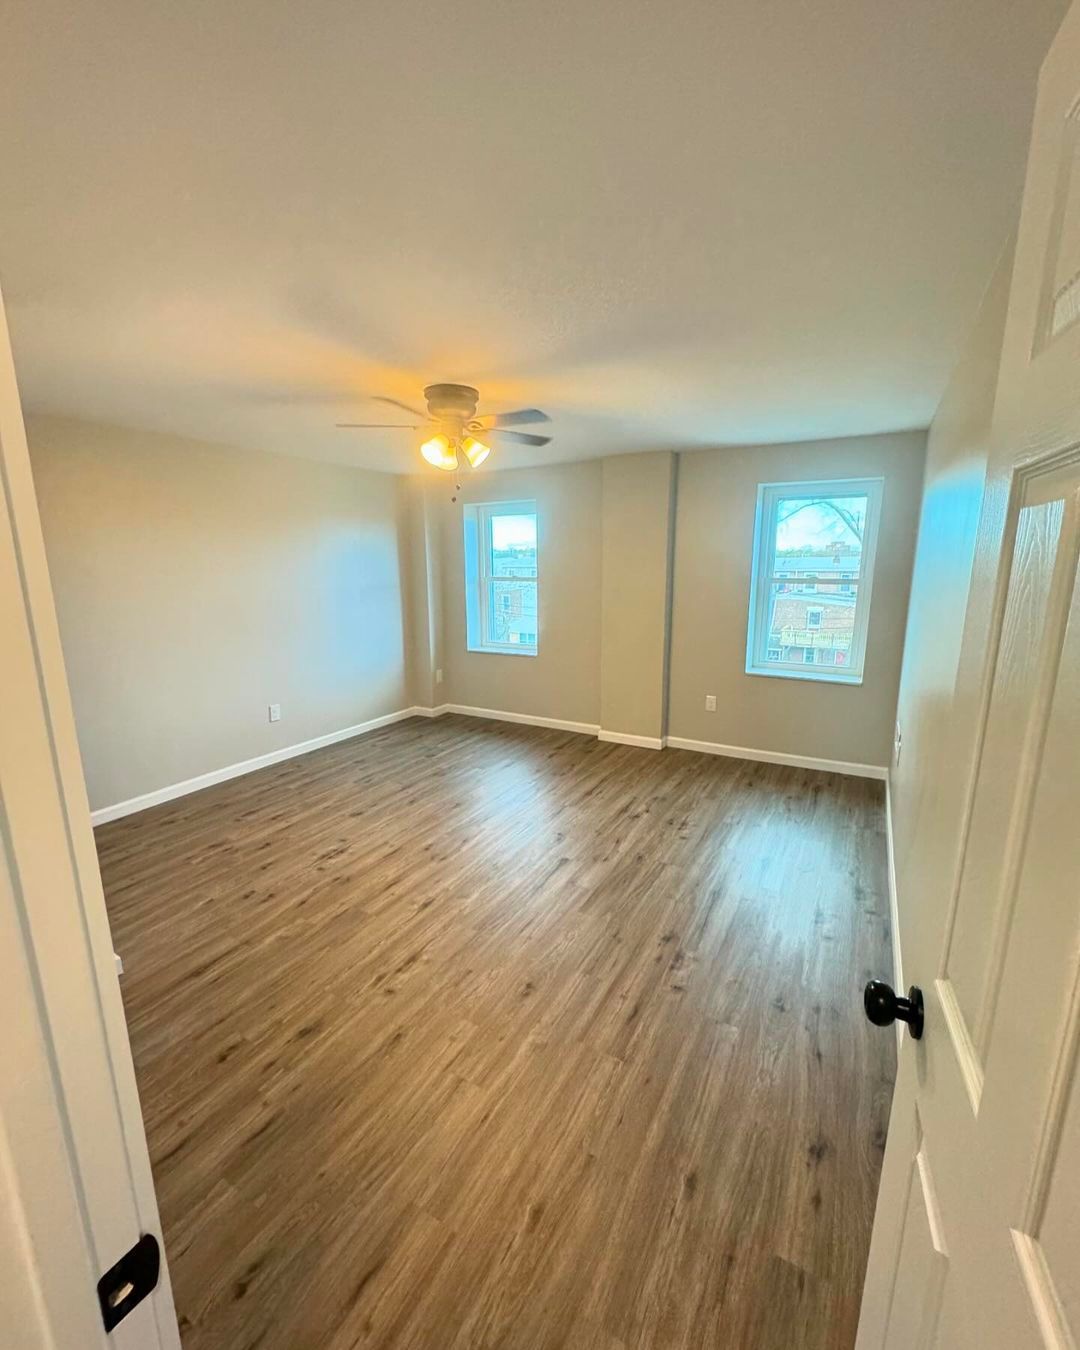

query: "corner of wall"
xmin=399 ymin=475 xmax=444 ymax=710
xmin=598 ymin=451 xmax=678 ymax=743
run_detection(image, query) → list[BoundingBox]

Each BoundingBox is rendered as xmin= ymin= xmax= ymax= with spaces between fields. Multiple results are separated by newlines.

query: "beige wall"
xmin=28 ymin=416 xmax=409 ymax=812
xmin=427 ymin=434 xmax=923 ymax=768
xmin=433 ymin=461 xmax=604 ymax=727
xmin=31 ymin=414 xmax=929 ymax=809
xmin=890 ymin=245 xmax=1013 ymax=969
xmin=599 ymin=453 xmax=676 ymax=742
xmin=667 ymin=432 xmax=926 ymax=768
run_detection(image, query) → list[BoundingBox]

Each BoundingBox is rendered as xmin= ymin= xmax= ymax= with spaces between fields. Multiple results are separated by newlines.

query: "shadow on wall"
xmin=27 ymin=414 xmax=412 ymax=812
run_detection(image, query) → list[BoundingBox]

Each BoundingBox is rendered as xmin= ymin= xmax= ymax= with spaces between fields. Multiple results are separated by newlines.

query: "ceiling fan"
xmin=337 ymin=383 xmax=552 ymax=472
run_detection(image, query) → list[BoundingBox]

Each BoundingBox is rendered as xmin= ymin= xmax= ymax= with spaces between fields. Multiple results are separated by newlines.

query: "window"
xmin=745 ymin=477 xmax=883 ymax=684
xmin=463 ymin=500 xmax=538 ymax=655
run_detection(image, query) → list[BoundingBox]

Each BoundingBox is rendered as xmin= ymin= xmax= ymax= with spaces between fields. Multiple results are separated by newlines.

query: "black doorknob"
xmin=863 ymin=980 xmax=924 ymax=1040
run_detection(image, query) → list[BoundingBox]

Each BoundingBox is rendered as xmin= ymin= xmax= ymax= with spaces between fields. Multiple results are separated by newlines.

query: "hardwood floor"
xmin=98 ymin=715 xmax=896 ymax=1350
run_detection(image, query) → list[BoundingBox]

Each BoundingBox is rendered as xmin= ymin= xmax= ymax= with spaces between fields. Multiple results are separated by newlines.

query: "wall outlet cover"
xmin=269 ymin=703 xmax=282 ymax=723
xmin=705 ymin=694 xmax=717 ymax=712
xmin=436 ymin=668 xmax=443 ymax=684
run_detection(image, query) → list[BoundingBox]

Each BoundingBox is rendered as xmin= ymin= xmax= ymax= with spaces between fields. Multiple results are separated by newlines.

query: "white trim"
xmin=885 ymin=775 xmax=904 ymax=1051
xmin=665 ymin=735 xmax=888 ymax=780
xmin=90 ymin=707 xmax=428 ymax=824
xmin=437 ymin=703 xmax=599 ymax=737
xmin=885 ymin=776 xmax=903 ymax=994
xmin=598 ymin=730 xmax=666 ymax=750
xmin=745 ymin=476 xmax=884 ymax=684
xmin=746 ymin=665 xmax=865 ymax=686
xmin=464 ymin=498 xmax=539 ymax=656
xmin=464 ymin=644 xmax=537 ymax=657
xmin=92 ymin=703 xmax=890 ymax=824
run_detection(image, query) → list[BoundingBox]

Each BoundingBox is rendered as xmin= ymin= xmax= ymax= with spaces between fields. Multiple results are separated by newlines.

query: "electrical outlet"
xmin=705 ymin=694 xmax=717 ymax=712
xmin=268 ymin=703 xmax=281 ymax=723
xmin=894 ymin=720 xmax=902 ymax=765
xmin=436 ymin=668 xmax=443 ymax=685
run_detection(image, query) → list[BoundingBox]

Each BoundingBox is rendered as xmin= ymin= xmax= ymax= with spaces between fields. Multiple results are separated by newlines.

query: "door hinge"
xmin=97 ymin=1233 xmax=160 ymax=1332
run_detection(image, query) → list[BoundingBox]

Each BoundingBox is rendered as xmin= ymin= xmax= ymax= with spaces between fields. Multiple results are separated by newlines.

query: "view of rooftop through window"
xmin=459 ymin=503 xmax=541 ymax=654
xmin=766 ymin=492 xmax=867 ymax=670
xmin=746 ymin=480 xmax=882 ymax=684
xmin=488 ymin=511 xmax=538 ymax=647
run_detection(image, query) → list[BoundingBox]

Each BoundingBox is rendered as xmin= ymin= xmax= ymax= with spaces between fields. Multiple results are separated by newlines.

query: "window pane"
xmin=490 ymin=513 xmax=537 ymax=577
xmin=485 ymin=578 xmax=538 ymax=647
xmin=763 ymin=582 xmax=857 ymax=666
xmin=774 ymin=493 xmax=867 ymax=585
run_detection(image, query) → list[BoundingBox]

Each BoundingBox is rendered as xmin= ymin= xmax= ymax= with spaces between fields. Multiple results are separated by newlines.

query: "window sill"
xmin=466 ymin=644 xmax=538 ymax=658
xmin=745 ymin=664 xmax=863 ymax=686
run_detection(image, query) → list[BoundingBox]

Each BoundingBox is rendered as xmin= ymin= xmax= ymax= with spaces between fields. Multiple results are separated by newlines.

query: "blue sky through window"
xmin=491 ymin=514 xmax=536 ymax=551
xmin=775 ymin=495 xmax=867 ymax=555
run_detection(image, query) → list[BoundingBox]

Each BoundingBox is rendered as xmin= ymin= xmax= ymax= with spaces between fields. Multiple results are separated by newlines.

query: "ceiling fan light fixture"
xmin=420 ymin=434 xmax=458 ymax=471
xmin=462 ymin=436 xmax=491 ymax=468
xmin=339 ymin=385 xmax=551 ymax=471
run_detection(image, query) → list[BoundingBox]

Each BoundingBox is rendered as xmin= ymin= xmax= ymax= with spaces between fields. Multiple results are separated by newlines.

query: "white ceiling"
xmin=0 ymin=0 xmax=1069 ymax=473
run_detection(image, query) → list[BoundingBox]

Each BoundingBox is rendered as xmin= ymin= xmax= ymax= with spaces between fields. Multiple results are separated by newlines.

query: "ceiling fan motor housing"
xmin=424 ymin=384 xmax=480 ymax=428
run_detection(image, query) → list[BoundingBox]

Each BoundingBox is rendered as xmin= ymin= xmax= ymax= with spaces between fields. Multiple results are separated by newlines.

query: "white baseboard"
xmin=433 ymin=703 xmax=600 ymax=737
xmin=93 ymin=701 xmax=890 ymax=826
xmin=664 ymin=735 xmax=888 ymax=781
xmin=401 ymin=706 xmax=889 ymax=775
xmin=90 ymin=707 xmax=428 ymax=825
xmin=598 ymin=730 xmax=665 ymax=750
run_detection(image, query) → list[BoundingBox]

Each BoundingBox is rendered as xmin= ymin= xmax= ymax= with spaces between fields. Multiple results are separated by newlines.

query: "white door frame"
xmin=0 ymin=281 xmax=180 ymax=1347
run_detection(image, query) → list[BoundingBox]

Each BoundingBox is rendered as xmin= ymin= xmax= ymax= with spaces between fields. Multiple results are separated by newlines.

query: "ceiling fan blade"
xmin=336 ymin=422 xmax=421 ymax=429
xmin=489 ymin=430 xmax=552 ymax=447
xmin=474 ymin=408 xmax=550 ymax=430
xmin=372 ymin=396 xmax=429 ymax=420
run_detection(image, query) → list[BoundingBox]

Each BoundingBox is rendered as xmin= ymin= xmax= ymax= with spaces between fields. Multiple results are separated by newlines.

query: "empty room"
xmin=4 ymin=1 xmax=1080 ymax=1348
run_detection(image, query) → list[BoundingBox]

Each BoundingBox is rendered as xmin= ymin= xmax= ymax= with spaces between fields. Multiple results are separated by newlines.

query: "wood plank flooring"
xmin=98 ymin=715 xmax=896 ymax=1350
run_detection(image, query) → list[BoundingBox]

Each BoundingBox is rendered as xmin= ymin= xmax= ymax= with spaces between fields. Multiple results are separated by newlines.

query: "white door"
xmin=0 ymin=283 xmax=180 ymax=1347
xmin=857 ymin=4 xmax=1080 ymax=1346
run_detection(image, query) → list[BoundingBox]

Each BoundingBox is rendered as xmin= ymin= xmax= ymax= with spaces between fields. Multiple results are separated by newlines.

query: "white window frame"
xmin=463 ymin=499 xmax=539 ymax=656
xmin=745 ymin=477 xmax=884 ymax=686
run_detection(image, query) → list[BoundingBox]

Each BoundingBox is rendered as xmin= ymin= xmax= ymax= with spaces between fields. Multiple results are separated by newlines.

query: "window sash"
xmin=481 ymin=578 xmax=538 ymax=650
xmin=466 ymin=500 xmax=539 ymax=654
xmin=768 ymin=573 xmax=860 ymax=584
xmin=746 ymin=477 xmax=883 ymax=685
